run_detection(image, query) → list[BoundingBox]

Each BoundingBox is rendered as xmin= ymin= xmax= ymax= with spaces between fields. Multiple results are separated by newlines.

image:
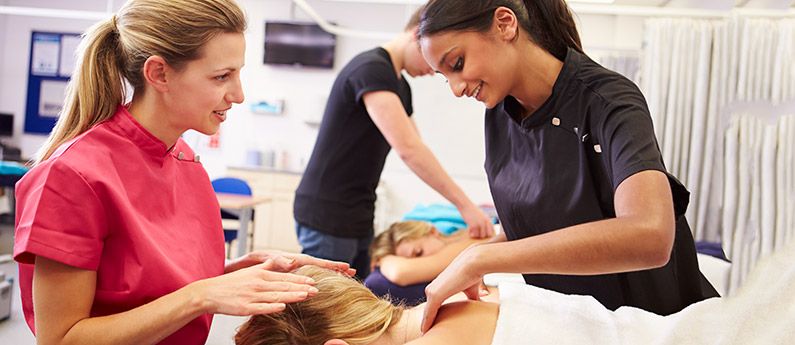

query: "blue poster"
xmin=24 ymin=31 xmax=81 ymax=134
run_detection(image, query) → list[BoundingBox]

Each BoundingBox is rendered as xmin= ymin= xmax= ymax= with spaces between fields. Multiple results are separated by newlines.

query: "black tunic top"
xmin=485 ymin=48 xmax=718 ymax=315
xmin=294 ymin=48 xmax=413 ymax=238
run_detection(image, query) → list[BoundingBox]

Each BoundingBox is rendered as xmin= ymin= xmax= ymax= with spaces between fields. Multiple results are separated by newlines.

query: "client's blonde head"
xmin=371 ymin=221 xmax=441 ymax=264
xmin=235 ymin=265 xmax=403 ymax=345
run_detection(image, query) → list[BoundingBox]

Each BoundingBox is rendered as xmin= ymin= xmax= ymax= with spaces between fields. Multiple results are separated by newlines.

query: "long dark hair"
xmin=418 ymin=0 xmax=582 ymax=61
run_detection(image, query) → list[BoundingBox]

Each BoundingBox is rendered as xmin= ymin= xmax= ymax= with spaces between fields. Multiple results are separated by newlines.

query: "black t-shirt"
xmin=485 ymin=48 xmax=718 ymax=315
xmin=294 ymin=48 xmax=412 ymax=238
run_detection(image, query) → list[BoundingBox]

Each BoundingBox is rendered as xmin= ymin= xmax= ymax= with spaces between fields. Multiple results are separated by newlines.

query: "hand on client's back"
xmin=460 ymin=204 xmax=495 ymax=239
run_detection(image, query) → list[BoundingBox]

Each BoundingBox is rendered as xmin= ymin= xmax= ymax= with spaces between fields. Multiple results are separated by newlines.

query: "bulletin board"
xmin=24 ymin=31 xmax=81 ymax=134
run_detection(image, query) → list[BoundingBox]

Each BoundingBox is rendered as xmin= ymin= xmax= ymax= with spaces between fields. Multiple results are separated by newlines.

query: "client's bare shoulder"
xmin=409 ymin=301 xmax=499 ymax=345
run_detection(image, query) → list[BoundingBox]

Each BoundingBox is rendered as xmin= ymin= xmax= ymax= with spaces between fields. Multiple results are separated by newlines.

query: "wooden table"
xmin=216 ymin=193 xmax=272 ymax=257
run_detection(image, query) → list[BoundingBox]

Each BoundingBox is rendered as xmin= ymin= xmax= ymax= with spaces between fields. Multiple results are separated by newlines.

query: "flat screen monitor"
xmin=0 ymin=113 xmax=12 ymax=137
xmin=264 ymin=21 xmax=336 ymax=69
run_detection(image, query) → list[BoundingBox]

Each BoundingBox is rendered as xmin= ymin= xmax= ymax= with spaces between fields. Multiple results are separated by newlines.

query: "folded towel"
xmin=0 ymin=161 xmax=29 ymax=175
xmin=402 ymin=203 xmax=467 ymax=235
xmin=492 ymin=241 xmax=795 ymax=344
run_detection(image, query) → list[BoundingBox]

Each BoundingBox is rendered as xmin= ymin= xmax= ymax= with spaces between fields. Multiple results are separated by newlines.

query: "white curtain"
xmin=593 ymin=51 xmax=641 ymax=84
xmin=641 ymin=16 xmax=795 ymax=294
xmin=640 ymin=18 xmax=715 ymax=241
xmin=723 ymin=109 xmax=794 ymax=293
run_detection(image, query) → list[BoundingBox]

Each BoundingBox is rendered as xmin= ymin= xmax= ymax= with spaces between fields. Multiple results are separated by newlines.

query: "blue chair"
xmin=211 ymin=177 xmax=254 ymax=258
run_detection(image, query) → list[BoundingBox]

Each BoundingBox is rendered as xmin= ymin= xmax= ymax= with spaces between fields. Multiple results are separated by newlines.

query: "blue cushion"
xmin=402 ymin=203 xmax=498 ymax=235
xmin=695 ymin=241 xmax=729 ymax=262
xmin=364 ymin=268 xmax=428 ymax=306
xmin=402 ymin=203 xmax=467 ymax=235
xmin=223 ymin=229 xmax=238 ymax=243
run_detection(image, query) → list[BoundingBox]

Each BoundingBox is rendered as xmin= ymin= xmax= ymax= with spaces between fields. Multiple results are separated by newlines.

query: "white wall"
xmin=221 ymin=0 xmax=498 ymax=222
xmin=227 ymin=2 xmax=649 ymax=222
xmin=0 ymin=0 xmax=647 ymax=223
xmin=0 ymin=0 xmax=119 ymax=158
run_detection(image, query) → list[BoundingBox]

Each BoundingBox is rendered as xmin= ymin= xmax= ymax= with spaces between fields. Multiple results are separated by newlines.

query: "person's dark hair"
xmin=418 ymin=0 xmax=582 ymax=61
xmin=404 ymin=5 xmax=425 ymax=31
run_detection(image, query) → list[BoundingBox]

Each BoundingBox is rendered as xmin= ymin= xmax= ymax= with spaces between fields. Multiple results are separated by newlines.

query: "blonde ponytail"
xmin=34 ymin=0 xmax=246 ymax=165
xmin=34 ymin=19 xmax=124 ymax=164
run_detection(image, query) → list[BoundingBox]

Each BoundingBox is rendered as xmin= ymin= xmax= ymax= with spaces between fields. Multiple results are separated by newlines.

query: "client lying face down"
xmin=368 ymin=221 xmax=491 ymax=288
xmin=235 ymin=265 xmax=498 ymax=345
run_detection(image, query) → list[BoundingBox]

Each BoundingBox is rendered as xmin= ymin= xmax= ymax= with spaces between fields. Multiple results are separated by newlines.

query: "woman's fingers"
xmin=463 ymin=283 xmax=482 ymax=301
xmin=209 ymin=259 xmax=336 ymax=316
xmin=254 ymin=290 xmax=312 ymax=304
xmin=257 ymin=280 xmax=319 ymax=296
xmin=420 ymin=277 xmax=478 ymax=332
xmin=420 ymin=289 xmax=443 ymax=333
xmin=213 ymin=274 xmax=317 ymax=315
xmin=478 ymin=280 xmax=490 ymax=296
xmin=252 ymin=255 xmax=298 ymax=272
xmin=462 ymin=206 xmax=494 ymax=238
xmin=255 ymin=261 xmax=316 ymax=284
xmin=253 ymin=252 xmax=354 ymax=276
xmin=470 ymin=221 xmax=494 ymax=239
xmin=249 ymin=302 xmax=287 ymax=315
xmin=288 ymin=254 xmax=355 ymax=276
xmin=469 ymin=226 xmax=484 ymax=239
xmin=481 ymin=222 xmax=495 ymax=238
xmin=253 ymin=266 xmax=321 ymax=298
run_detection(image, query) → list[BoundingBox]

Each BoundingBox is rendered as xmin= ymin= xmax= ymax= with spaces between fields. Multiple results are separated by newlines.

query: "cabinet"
xmin=227 ymin=168 xmax=302 ymax=253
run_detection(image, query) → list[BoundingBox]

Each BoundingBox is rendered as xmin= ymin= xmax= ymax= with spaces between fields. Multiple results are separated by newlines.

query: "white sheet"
xmin=491 ymin=241 xmax=795 ymax=345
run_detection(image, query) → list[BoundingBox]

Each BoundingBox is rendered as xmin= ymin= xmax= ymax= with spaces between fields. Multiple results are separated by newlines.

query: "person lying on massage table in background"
xmin=368 ymin=221 xmax=492 ymax=286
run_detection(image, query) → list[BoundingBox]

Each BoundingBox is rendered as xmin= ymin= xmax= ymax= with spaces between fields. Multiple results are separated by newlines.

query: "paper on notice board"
xmin=31 ymin=34 xmax=60 ymax=76
xmin=39 ymin=80 xmax=68 ymax=118
xmin=59 ymin=35 xmax=81 ymax=77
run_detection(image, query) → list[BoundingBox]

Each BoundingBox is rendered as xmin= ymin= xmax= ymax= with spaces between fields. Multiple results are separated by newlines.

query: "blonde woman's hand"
xmin=420 ymin=245 xmax=486 ymax=333
xmin=193 ymin=259 xmax=319 ymax=316
xmin=459 ymin=204 xmax=494 ymax=239
xmin=225 ymin=250 xmax=355 ymax=276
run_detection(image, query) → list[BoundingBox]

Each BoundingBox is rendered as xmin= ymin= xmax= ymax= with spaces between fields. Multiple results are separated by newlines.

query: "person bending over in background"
xmin=293 ymin=7 xmax=494 ymax=281
xmin=12 ymin=1 xmax=350 ymax=344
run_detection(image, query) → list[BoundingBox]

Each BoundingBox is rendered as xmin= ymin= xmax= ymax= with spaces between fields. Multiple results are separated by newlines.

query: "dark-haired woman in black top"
xmin=416 ymin=0 xmax=718 ymax=332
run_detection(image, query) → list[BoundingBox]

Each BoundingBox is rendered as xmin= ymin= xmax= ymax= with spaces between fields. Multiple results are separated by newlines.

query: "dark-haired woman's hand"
xmin=420 ymin=244 xmax=486 ymax=333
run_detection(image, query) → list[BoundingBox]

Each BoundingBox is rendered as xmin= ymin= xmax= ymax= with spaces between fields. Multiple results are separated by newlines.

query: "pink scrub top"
xmin=13 ymin=106 xmax=225 ymax=344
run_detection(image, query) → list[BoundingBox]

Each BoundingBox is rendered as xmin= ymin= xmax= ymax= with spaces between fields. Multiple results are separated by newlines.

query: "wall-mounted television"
xmin=264 ymin=21 xmax=336 ymax=69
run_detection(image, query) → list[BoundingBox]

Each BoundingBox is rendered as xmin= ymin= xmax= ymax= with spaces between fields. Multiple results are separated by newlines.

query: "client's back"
xmin=407 ymin=301 xmax=498 ymax=345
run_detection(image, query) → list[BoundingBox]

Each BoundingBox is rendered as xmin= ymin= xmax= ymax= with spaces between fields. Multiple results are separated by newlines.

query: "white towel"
xmin=491 ymin=241 xmax=795 ymax=345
